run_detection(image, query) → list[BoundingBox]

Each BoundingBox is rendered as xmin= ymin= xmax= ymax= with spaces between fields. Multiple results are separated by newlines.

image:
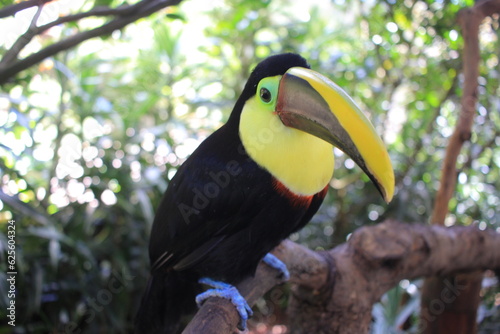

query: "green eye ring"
xmin=256 ymin=76 xmax=280 ymax=107
xmin=260 ymin=87 xmax=272 ymax=103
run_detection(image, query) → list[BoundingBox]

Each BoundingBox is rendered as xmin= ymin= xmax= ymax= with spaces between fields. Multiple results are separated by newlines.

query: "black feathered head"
xmin=228 ymin=53 xmax=310 ymax=125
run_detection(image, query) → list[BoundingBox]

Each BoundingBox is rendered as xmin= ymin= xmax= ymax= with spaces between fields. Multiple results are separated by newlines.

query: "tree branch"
xmin=1 ymin=1 xmax=44 ymax=66
xmin=1 ymin=3 xmax=138 ymax=67
xmin=430 ymin=0 xmax=500 ymax=225
xmin=395 ymin=73 xmax=458 ymax=187
xmin=34 ymin=3 xmax=148 ymax=33
xmin=422 ymin=1 xmax=500 ymax=332
xmin=0 ymin=0 xmax=183 ymax=85
xmin=182 ymin=240 xmax=328 ymax=334
xmin=183 ymin=220 xmax=500 ymax=333
xmin=0 ymin=188 xmax=52 ymax=226
xmin=0 ymin=0 xmax=55 ymax=19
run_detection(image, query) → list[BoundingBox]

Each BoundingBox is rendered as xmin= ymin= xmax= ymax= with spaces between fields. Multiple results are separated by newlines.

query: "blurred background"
xmin=0 ymin=0 xmax=498 ymax=332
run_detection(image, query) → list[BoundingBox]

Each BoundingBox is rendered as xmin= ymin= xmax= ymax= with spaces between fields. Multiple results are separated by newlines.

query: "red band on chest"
xmin=272 ymin=178 xmax=327 ymax=207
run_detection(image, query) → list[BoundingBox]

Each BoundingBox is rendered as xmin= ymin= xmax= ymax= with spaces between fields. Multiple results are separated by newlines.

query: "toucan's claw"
xmin=263 ymin=253 xmax=290 ymax=281
xmin=196 ymin=277 xmax=253 ymax=330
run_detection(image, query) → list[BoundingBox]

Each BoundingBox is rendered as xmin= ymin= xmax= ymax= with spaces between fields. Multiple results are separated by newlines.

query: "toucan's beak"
xmin=276 ymin=67 xmax=394 ymax=203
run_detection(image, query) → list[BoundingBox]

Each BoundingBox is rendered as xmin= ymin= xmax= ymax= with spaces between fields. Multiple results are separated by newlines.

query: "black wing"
xmin=148 ymin=123 xmax=328 ymax=280
xmin=149 ymin=124 xmax=271 ymax=271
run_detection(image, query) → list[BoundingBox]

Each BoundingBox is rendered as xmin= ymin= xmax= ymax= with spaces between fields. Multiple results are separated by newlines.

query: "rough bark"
xmin=184 ymin=221 xmax=500 ymax=333
xmin=182 ymin=240 xmax=328 ymax=334
xmin=422 ymin=1 xmax=500 ymax=333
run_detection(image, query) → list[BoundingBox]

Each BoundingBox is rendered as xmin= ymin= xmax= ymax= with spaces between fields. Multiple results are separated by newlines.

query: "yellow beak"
xmin=276 ymin=67 xmax=394 ymax=203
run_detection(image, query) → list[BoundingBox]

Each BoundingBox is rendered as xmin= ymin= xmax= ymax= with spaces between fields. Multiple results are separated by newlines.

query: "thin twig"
xmin=32 ymin=1 xmax=158 ymax=37
xmin=0 ymin=0 xmax=183 ymax=85
xmin=395 ymin=73 xmax=459 ymax=187
xmin=0 ymin=188 xmax=52 ymax=225
xmin=0 ymin=0 xmax=54 ymax=19
xmin=1 ymin=2 xmax=45 ymax=66
xmin=459 ymin=129 xmax=499 ymax=173
xmin=0 ymin=2 xmax=145 ymax=69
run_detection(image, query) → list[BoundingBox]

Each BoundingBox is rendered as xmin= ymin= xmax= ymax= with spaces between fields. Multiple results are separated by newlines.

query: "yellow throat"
xmin=239 ymin=96 xmax=334 ymax=196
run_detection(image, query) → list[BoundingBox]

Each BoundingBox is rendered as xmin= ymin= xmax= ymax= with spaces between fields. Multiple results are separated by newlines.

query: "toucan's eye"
xmin=256 ymin=77 xmax=279 ymax=106
xmin=260 ymin=88 xmax=272 ymax=103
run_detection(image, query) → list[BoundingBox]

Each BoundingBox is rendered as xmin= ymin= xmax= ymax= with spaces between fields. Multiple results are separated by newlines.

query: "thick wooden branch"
xmin=0 ymin=0 xmax=183 ymax=85
xmin=182 ymin=240 xmax=328 ymax=334
xmin=183 ymin=221 xmax=500 ymax=333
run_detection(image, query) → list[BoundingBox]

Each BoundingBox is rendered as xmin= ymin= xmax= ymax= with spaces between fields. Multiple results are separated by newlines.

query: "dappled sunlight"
xmin=0 ymin=0 xmax=499 ymax=332
xmin=250 ymin=323 xmax=288 ymax=334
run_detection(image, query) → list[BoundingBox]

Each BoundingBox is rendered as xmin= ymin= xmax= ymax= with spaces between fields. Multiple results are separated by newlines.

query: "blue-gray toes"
xmin=263 ymin=253 xmax=290 ymax=281
xmin=196 ymin=277 xmax=253 ymax=330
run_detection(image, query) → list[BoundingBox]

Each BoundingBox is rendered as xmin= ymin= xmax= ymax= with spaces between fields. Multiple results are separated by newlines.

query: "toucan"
xmin=134 ymin=53 xmax=394 ymax=333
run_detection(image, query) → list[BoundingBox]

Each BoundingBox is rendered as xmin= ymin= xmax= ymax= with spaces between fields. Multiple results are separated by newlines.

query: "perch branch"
xmin=184 ymin=220 xmax=500 ymax=334
xmin=182 ymin=240 xmax=329 ymax=334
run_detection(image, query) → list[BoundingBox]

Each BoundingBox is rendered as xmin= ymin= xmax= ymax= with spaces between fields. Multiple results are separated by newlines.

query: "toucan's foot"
xmin=263 ymin=253 xmax=290 ymax=281
xmin=196 ymin=277 xmax=253 ymax=330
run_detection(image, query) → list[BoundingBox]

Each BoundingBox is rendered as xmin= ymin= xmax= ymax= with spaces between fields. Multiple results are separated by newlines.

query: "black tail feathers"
xmin=135 ymin=270 xmax=199 ymax=334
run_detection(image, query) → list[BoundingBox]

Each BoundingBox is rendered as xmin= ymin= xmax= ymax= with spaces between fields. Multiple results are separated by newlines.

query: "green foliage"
xmin=0 ymin=0 xmax=498 ymax=332
xmin=372 ymin=281 xmax=421 ymax=334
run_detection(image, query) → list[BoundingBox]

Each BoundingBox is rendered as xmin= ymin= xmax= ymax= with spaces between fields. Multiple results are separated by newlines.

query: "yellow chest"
xmin=239 ymin=98 xmax=334 ymax=196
